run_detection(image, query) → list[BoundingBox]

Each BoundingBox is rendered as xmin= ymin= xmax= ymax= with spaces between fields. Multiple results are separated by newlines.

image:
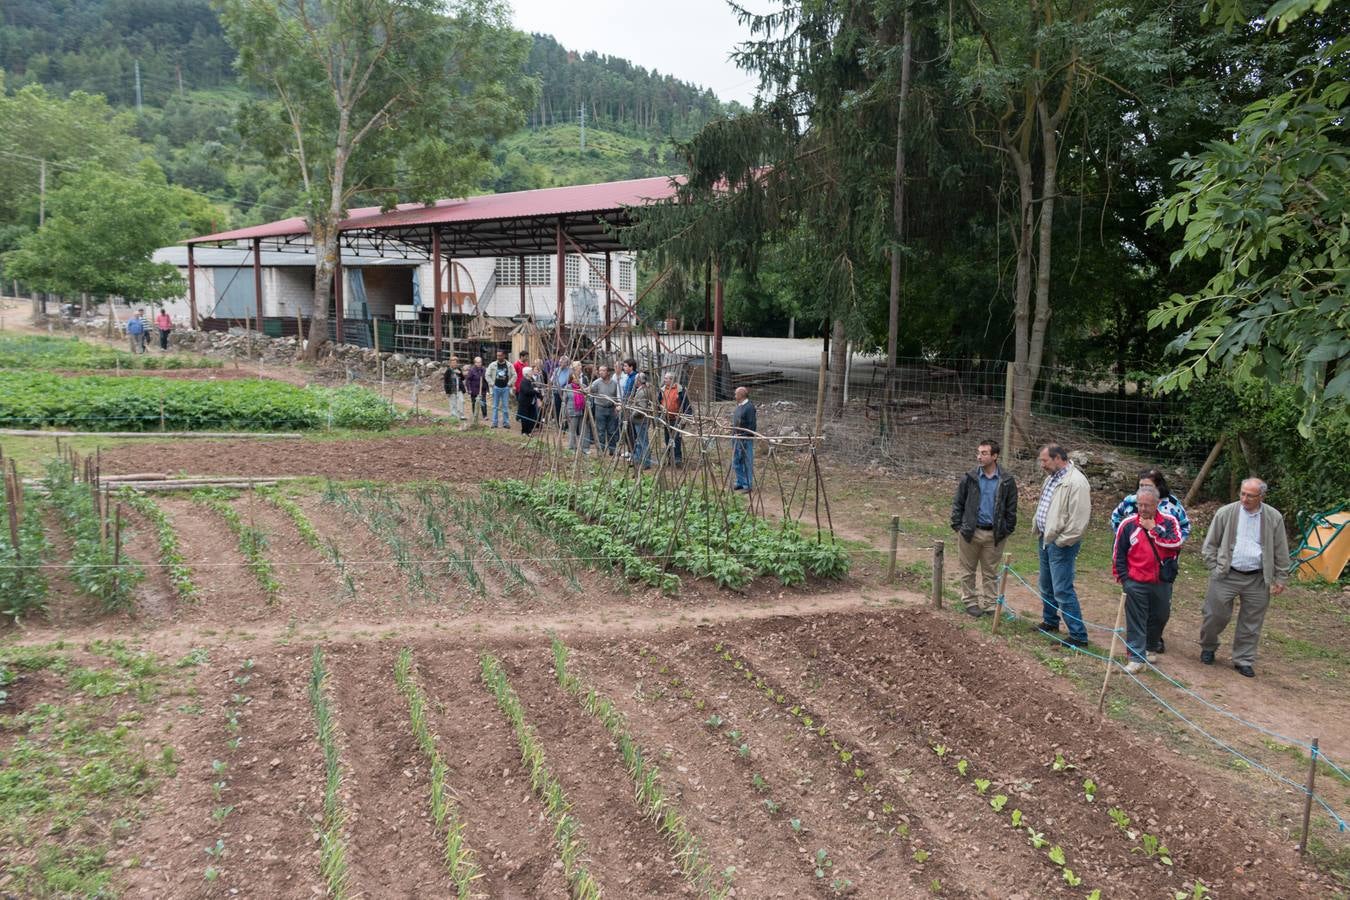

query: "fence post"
xmin=886 ymin=515 xmax=900 ymax=581
xmin=991 ymin=553 xmax=1011 ymax=634
xmin=1299 ymin=738 xmax=1319 ymax=856
xmin=1001 ymin=363 xmax=1014 ymax=457
xmin=1097 ymin=591 xmax=1128 ymax=713
xmin=931 ymin=540 xmax=944 ymax=608
xmin=814 ymin=350 xmax=827 ymax=436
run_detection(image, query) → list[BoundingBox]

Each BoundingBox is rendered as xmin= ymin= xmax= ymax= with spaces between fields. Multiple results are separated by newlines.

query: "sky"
xmin=508 ymin=0 xmax=768 ymax=106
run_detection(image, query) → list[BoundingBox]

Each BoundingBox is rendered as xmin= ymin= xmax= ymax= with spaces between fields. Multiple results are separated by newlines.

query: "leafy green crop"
xmin=0 ymin=335 xmax=219 ymax=371
xmin=0 ymin=372 xmax=398 ymax=431
xmin=43 ymin=458 xmax=142 ymax=610
xmin=1 ymin=481 xmax=50 ymax=623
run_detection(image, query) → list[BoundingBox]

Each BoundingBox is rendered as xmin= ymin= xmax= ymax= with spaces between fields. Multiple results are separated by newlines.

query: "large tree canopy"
xmin=217 ymin=0 xmax=536 ymax=358
xmin=4 ymin=160 xmax=219 ymax=300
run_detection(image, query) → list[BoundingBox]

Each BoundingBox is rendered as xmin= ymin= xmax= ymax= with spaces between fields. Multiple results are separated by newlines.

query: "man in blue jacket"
xmin=731 ymin=386 xmax=757 ymax=492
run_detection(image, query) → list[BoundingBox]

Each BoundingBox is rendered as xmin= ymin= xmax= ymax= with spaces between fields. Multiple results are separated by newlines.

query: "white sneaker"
xmin=1123 ymin=661 xmax=1144 ymax=675
xmin=1145 ymin=652 xmax=1158 ymax=663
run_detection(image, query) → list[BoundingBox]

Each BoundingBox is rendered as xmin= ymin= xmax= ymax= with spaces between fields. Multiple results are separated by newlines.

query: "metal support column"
xmin=252 ymin=237 xmax=263 ymax=333
xmin=555 ymin=219 xmax=565 ymax=349
xmin=518 ymin=255 xmax=526 ymax=317
xmin=604 ymin=251 xmax=612 ymax=352
xmin=334 ymin=244 xmax=344 ymax=344
xmin=432 ymin=230 xmax=443 ymax=360
xmin=187 ymin=243 xmax=198 ymax=329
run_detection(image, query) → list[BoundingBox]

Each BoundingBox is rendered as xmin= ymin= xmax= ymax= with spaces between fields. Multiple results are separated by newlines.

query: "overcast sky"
xmin=508 ymin=0 xmax=768 ymax=106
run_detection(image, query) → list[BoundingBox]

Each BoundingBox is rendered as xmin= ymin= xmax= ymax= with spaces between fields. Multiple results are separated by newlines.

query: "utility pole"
xmin=134 ymin=60 xmax=143 ymax=113
xmin=579 ymin=102 xmax=586 ymax=152
xmin=38 ymin=160 xmax=46 ymax=227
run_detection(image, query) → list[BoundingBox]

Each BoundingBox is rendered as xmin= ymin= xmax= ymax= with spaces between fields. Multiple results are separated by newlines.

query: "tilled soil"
xmin=98 ymin=432 xmax=538 ymax=483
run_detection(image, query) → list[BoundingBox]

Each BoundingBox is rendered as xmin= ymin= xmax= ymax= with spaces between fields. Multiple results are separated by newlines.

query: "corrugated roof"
xmin=155 ymin=246 xmax=418 ymax=268
xmin=188 ymin=175 xmax=680 ymax=245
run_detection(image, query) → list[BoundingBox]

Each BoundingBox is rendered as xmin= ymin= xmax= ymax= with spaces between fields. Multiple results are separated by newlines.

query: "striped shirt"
xmin=1035 ymin=466 xmax=1068 ymax=534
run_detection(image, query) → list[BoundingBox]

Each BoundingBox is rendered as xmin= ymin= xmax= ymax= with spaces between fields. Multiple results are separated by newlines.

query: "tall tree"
xmin=1148 ymin=0 xmax=1348 ymax=432
xmin=4 ymin=160 xmax=219 ymax=301
xmin=217 ymin=0 xmax=534 ymax=359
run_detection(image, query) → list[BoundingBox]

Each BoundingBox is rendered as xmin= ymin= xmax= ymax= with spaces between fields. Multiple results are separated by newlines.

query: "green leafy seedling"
xmin=973 ymin=778 xmax=991 ymax=795
xmin=1047 ymin=845 xmax=1066 ymax=866
xmin=1063 ymin=867 xmax=1082 ymax=887
xmin=1010 ymin=809 xmax=1023 ymax=827
xmin=1083 ymin=778 xmax=1097 ymax=802
xmin=990 ymin=794 xmax=1008 ymax=812
xmin=913 ymin=849 xmax=930 ymax=864
xmin=956 ymin=759 xmax=969 ymax=776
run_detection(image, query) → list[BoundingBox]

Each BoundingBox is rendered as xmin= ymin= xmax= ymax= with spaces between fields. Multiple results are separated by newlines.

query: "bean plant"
xmin=43 ymin=458 xmax=142 ymax=610
xmin=0 ymin=480 xmax=49 ymax=622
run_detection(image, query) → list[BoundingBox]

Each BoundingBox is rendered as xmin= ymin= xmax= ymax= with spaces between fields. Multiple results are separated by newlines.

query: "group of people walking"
xmin=951 ymin=440 xmax=1291 ymax=678
xmin=442 ymin=350 xmax=759 ymax=488
xmin=125 ymin=308 xmax=174 ymax=353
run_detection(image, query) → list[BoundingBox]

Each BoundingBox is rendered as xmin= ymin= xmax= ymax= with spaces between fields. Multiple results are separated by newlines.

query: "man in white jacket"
xmin=1033 ymin=444 xmax=1092 ymax=647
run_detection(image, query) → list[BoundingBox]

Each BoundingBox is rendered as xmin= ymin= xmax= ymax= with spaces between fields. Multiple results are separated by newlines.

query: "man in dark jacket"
xmin=731 ymin=387 xmax=757 ymax=492
xmin=950 ymin=439 xmax=1018 ymax=617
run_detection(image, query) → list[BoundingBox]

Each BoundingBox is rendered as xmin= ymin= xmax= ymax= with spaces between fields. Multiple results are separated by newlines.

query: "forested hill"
xmin=0 ymin=1 xmax=735 ymax=139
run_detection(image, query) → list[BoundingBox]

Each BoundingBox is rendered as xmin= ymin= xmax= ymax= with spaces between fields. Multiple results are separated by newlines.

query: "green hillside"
xmin=491 ymin=125 xmax=679 ymax=192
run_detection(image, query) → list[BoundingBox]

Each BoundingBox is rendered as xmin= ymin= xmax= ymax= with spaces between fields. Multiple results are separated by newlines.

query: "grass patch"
xmin=1265 ymin=631 xmax=1350 ymax=668
xmin=0 ymin=334 xmax=219 ymax=371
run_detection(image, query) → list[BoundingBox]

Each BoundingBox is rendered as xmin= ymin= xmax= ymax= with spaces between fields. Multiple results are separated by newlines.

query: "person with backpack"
xmin=659 ymin=372 xmax=692 ymax=465
xmin=155 ymin=308 xmax=173 ymax=351
xmin=1109 ymin=467 xmax=1192 ymax=654
xmin=485 ymin=350 xmax=516 ymax=429
xmin=443 ymin=355 xmax=466 ymax=426
xmin=464 ymin=356 xmax=487 ymax=427
xmin=126 ymin=309 xmax=147 ymax=353
xmin=1112 ymin=484 xmax=1184 ymax=674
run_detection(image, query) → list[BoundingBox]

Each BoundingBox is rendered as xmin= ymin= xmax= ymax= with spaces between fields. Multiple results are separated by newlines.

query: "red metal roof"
xmin=188 ymin=175 xmax=680 ymax=245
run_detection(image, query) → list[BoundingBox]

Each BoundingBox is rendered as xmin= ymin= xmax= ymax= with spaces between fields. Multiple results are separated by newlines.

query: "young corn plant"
xmin=192 ymin=489 xmax=279 ymax=604
xmin=552 ymin=637 xmax=732 ymax=900
xmin=309 ymin=647 xmax=351 ymax=899
xmin=393 ymin=649 xmax=482 ymax=897
xmin=116 ymin=488 xmax=198 ymax=603
xmin=480 ymin=652 xmax=601 ymax=899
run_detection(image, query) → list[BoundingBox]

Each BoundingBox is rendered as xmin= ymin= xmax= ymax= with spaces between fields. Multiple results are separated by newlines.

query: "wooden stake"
xmin=1298 ymin=737 xmax=1319 ymax=856
xmin=1097 ymin=591 xmax=1128 ymax=713
xmin=886 ymin=515 xmax=900 ymax=581
xmin=1183 ymin=435 xmax=1226 ymax=507
xmin=991 ymin=552 xmax=1011 ymax=635
xmin=931 ymin=540 xmax=944 ymax=608
xmin=813 ymin=350 xmax=828 ymax=437
xmin=6 ymin=467 xmax=20 ymax=561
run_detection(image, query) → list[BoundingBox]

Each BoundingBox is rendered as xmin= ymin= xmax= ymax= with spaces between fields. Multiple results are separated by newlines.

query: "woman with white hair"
xmin=517 ymin=366 xmax=540 ymax=435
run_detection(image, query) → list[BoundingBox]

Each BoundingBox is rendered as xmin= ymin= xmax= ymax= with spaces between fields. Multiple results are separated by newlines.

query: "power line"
xmin=0 ymin=148 xmax=296 ymax=216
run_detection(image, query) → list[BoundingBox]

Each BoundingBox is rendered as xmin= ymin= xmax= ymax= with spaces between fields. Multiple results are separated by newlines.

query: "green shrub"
xmin=0 ymin=483 xmax=49 ymax=623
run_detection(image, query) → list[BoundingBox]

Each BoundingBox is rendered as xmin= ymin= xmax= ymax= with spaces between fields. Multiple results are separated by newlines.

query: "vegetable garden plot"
xmin=410 ymin=650 xmax=571 ymax=898
xmin=0 ymin=335 xmax=220 ymax=371
xmin=556 ymin=640 xmax=863 ymax=899
xmin=324 ymin=647 xmax=457 ymax=896
xmin=491 ymin=474 xmax=850 ymax=593
xmin=0 ymin=372 xmax=399 ymax=431
xmin=488 ymin=648 xmax=694 ymax=897
xmin=731 ymin=614 xmax=1309 ymax=899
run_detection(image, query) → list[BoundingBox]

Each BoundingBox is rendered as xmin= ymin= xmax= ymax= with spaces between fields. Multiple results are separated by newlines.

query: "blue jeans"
xmin=593 ymin=406 xmax=618 ymax=454
xmin=632 ymin=420 xmax=651 ymax=468
xmin=1038 ymin=537 xmax=1087 ymax=641
xmin=491 ymin=385 xmax=510 ymax=427
xmin=732 ymin=438 xmax=753 ymax=490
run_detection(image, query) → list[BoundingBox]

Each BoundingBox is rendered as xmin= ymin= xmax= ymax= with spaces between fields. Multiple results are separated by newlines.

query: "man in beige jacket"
xmin=1199 ymin=477 xmax=1290 ymax=677
xmin=1033 ymin=445 xmax=1093 ymax=646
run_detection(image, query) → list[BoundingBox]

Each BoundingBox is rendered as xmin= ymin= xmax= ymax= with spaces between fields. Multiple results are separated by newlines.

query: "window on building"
xmin=497 ymin=256 xmax=551 ymax=286
xmin=565 ymin=254 xmax=582 ymax=287
xmin=587 ymin=255 xmax=608 ymax=290
xmin=618 ymin=258 xmax=634 ymax=291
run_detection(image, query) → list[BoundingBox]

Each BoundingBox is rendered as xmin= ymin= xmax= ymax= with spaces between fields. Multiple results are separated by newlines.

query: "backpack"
xmin=493 ymin=364 xmax=510 ymax=388
xmin=571 ymin=387 xmax=586 ymax=413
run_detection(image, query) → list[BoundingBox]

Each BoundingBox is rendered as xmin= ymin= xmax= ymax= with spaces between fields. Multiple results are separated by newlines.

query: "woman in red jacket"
xmin=1112 ymin=484 xmax=1184 ymax=673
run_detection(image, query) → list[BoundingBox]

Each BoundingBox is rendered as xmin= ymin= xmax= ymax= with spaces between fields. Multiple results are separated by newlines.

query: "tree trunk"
xmin=827 ymin=317 xmax=848 ymax=416
xmin=306 ymin=217 xmax=336 ymax=360
xmin=1009 ymin=147 xmax=1037 ymax=449
xmin=885 ymin=6 xmax=913 ymax=376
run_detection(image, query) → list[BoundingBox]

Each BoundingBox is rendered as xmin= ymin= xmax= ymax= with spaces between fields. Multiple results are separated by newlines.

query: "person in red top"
xmin=513 ymin=351 xmax=529 ymax=395
xmin=1112 ymin=484 xmax=1184 ymax=673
